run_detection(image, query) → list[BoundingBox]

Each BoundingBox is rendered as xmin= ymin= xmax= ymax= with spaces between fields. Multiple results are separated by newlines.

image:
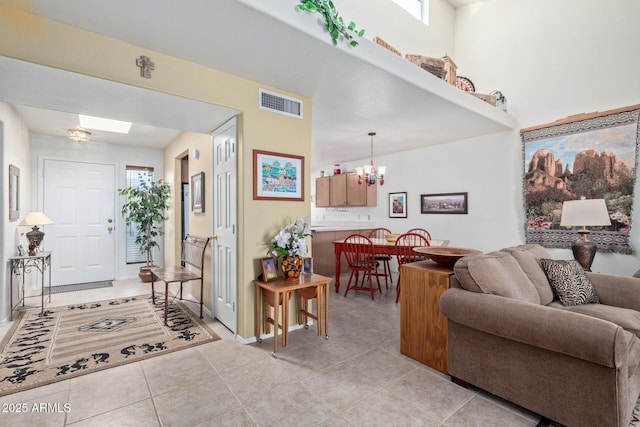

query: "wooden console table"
xmin=399 ymin=260 xmax=453 ymax=373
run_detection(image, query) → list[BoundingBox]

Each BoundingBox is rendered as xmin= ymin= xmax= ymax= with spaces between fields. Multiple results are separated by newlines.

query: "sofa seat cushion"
xmin=454 ymin=251 xmax=541 ymax=304
xmin=553 ymin=303 xmax=640 ymax=339
xmin=540 ymin=259 xmax=600 ymax=306
xmin=502 ymin=244 xmax=555 ymax=305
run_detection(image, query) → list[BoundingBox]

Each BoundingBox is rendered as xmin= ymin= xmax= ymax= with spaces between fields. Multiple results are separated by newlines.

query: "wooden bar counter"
xmin=399 ymin=260 xmax=454 ymax=373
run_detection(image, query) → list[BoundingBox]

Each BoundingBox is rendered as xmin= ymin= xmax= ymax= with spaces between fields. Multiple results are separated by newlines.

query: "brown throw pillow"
xmin=539 ymin=259 xmax=600 ymax=306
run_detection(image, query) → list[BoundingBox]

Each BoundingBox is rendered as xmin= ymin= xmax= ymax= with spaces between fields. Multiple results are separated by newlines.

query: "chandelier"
xmin=356 ymin=132 xmax=386 ymax=186
xmin=68 ymin=128 xmax=91 ymax=142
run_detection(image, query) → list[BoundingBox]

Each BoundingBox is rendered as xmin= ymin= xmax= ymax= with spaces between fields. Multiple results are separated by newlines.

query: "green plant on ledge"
xmin=297 ymin=0 xmax=365 ymax=47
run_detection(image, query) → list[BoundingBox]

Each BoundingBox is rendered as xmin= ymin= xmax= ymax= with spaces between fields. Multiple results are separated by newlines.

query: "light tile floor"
xmin=0 ymin=275 xmax=542 ymax=426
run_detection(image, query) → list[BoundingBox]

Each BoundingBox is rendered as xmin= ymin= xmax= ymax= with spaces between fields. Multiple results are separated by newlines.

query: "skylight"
xmin=79 ymin=114 xmax=132 ymax=134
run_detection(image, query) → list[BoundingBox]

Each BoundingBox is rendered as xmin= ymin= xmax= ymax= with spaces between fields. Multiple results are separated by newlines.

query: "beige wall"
xmin=0 ymin=4 xmax=312 ymax=338
xmin=164 ymin=131 xmax=212 ymax=308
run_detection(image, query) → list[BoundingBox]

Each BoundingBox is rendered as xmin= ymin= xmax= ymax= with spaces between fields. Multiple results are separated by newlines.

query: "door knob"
xmin=107 ymin=227 xmax=113 ymax=232
xmin=107 ymin=218 xmax=113 ymax=223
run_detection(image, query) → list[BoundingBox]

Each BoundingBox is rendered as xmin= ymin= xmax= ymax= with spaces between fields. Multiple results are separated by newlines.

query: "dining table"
xmin=332 ymin=237 xmax=449 ymax=293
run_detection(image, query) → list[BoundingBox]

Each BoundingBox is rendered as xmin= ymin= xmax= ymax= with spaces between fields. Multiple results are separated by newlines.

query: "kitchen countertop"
xmin=310 ymin=222 xmax=376 ymax=232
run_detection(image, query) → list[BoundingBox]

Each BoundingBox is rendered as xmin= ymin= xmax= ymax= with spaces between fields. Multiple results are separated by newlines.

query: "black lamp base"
xmin=571 ymin=236 xmax=597 ymax=272
xmin=25 ymin=226 xmax=45 ymax=256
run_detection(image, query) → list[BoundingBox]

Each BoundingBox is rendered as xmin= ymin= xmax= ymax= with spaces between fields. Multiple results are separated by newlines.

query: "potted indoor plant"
xmin=269 ymin=217 xmax=311 ymax=281
xmin=118 ymin=174 xmax=171 ymax=282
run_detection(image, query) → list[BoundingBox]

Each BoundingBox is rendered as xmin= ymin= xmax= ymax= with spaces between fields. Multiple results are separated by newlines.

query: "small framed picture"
xmin=16 ymin=245 xmax=25 ymax=256
xmin=302 ymin=257 xmax=313 ymax=274
xmin=421 ymin=192 xmax=468 ymax=214
xmin=260 ymin=257 xmax=278 ymax=282
xmin=191 ymin=172 xmax=205 ymax=213
xmin=389 ymin=192 xmax=407 ymax=218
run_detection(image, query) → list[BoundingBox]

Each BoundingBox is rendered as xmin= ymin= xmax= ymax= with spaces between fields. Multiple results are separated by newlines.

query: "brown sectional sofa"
xmin=439 ymin=244 xmax=640 ymax=427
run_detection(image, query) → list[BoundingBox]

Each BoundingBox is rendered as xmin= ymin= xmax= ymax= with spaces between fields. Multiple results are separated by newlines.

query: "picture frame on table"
xmin=389 ymin=192 xmax=407 ymax=218
xmin=253 ymin=149 xmax=304 ymax=201
xmin=302 ymin=257 xmax=313 ymax=274
xmin=260 ymin=257 xmax=278 ymax=282
xmin=191 ymin=172 xmax=205 ymax=213
xmin=421 ymin=192 xmax=468 ymax=214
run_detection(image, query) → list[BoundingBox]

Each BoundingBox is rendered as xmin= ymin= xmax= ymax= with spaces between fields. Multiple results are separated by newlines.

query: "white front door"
xmin=212 ymin=117 xmax=238 ymax=333
xmin=43 ymin=159 xmax=116 ymax=286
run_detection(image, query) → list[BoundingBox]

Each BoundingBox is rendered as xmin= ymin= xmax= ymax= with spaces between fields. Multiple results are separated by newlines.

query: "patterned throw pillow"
xmin=539 ymin=259 xmax=600 ymax=306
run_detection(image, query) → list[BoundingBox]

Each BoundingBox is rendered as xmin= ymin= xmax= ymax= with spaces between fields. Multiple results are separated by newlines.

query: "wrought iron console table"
xmin=9 ymin=251 xmax=52 ymax=319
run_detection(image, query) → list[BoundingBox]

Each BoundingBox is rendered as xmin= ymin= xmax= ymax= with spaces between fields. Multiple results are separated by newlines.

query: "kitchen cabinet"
xmin=315 ymin=173 xmax=377 ymax=207
xmin=330 ymin=174 xmax=347 ymax=206
xmin=346 ymin=173 xmax=376 ymax=206
xmin=315 ymin=176 xmax=330 ymax=207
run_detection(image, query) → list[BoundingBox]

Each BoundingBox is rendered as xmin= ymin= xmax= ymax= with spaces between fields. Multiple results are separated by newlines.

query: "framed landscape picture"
xmin=389 ymin=192 xmax=407 ymax=218
xmin=421 ymin=192 xmax=468 ymax=214
xmin=9 ymin=164 xmax=19 ymax=221
xmin=253 ymin=150 xmax=304 ymax=201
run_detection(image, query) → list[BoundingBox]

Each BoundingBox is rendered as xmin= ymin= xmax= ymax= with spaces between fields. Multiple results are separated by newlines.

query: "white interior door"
xmin=43 ymin=159 xmax=116 ymax=286
xmin=212 ymin=117 xmax=238 ymax=332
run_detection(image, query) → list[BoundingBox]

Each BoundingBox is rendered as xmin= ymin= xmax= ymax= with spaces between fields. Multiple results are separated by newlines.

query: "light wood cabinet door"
xmin=346 ymin=173 xmax=366 ymax=206
xmin=330 ymin=174 xmax=347 ymax=206
xmin=366 ymin=179 xmax=377 ymax=206
xmin=315 ymin=177 xmax=330 ymax=207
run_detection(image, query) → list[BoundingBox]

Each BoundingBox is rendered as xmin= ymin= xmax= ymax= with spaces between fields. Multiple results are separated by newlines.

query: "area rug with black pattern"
xmin=0 ymin=295 xmax=220 ymax=397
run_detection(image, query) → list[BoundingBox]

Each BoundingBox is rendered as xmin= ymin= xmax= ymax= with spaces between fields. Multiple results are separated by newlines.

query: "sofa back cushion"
xmin=502 ymin=244 xmax=555 ymax=305
xmin=454 ymin=251 xmax=541 ymax=304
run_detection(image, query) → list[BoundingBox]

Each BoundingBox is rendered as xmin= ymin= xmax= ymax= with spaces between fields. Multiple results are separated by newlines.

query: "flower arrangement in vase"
xmin=269 ymin=217 xmax=311 ymax=281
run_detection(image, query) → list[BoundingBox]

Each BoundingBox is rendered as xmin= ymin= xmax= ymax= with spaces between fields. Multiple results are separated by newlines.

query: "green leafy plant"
xmin=118 ymin=174 xmax=171 ymax=267
xmin=297 ymin=0 xmax=365 ymax=47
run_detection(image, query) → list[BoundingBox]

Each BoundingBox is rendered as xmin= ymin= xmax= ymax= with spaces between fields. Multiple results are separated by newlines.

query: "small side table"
xmin=9 ymin=251 xmax=53 ymax=319
xmin=254 ymin=273 xmax=331 ymax=356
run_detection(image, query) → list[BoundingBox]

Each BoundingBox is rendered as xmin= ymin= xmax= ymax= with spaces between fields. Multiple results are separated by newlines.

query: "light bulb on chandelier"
xmin=356 ymin=132 xmax=386 ymax=186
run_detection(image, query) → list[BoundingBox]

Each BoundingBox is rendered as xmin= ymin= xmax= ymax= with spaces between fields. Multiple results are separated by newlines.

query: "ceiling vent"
xmin=259 ymin=89 xmax=303 ymax=119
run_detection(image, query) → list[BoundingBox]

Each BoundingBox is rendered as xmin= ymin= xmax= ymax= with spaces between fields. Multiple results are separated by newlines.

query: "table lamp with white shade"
xmin=560 ymin=197 xmax=611 ymax=271
xmin=19 ymin=211 xmax=54 ymax=256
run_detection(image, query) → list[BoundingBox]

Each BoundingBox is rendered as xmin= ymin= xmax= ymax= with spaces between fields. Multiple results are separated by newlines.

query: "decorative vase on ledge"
xmin=281 ymin=256 xmax=303 ymax=281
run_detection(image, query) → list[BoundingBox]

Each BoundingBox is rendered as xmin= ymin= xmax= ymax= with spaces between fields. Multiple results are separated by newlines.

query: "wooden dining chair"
xmin=395 ymin=232 xmax=430 ymax=303
xmin=342 ymin=234 xmax=381 ymax=300
xmin=407 ymin=227 xmax=432 ymax=242
xmin=367 ymin=228 xmax=394 ymax=289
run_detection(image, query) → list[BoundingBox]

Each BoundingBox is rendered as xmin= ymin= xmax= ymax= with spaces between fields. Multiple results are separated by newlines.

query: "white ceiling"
xmin=1 ymin=0 xmax=510 ymax=168
xmin=0 ymin=56 xmax=238 ymax=148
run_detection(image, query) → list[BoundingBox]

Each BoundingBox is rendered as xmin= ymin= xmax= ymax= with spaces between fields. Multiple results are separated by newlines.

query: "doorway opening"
xmin=181 ymin=155 xmax=190 ymax=243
